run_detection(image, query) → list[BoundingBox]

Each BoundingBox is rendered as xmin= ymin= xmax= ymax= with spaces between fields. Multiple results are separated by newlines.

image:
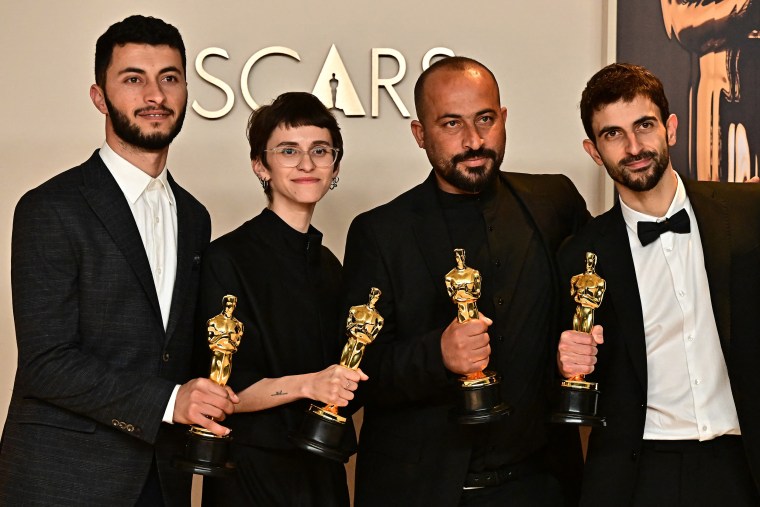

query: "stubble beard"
xmin=608 ymin=147 xmax=669 ymax=192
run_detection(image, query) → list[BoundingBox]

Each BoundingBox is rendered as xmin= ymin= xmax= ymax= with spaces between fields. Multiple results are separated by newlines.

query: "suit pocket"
xmin=16 ymin=397 xmax=97 ymax=433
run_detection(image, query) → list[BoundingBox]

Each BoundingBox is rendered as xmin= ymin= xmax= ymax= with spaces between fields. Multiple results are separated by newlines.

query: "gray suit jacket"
xmin=0 ymin=151 xmax=210 ymax=505
xmin=558 ymin=180 xmax=760 ymax=506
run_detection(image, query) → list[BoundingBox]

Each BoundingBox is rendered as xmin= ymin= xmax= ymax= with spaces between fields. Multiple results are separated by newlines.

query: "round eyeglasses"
xmin=264 ymin=146 xmax=340 ymax=168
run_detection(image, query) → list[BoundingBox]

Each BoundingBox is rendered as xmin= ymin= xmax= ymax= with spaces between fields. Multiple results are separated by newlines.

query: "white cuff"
xmin=163 ymin=384 xmax=181 ymax=423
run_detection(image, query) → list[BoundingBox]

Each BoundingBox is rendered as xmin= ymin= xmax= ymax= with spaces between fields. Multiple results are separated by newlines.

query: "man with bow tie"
xmin=556 ymin=63 xmax=760 ymax=507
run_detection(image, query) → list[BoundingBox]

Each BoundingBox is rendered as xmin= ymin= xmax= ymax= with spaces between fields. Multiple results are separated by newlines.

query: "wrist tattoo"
xmin=271 ymin=390 xmax=287 ymax=397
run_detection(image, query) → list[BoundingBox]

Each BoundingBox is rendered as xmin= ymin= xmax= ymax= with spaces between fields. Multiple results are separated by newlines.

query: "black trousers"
xmin=632 ymin=436 xmax=760 ymax=507
xmin=459 ymin=471 xmax=563 ymax=507
xmin=202 ymin=445 xmax=349 ymax=507
xmin=136 ymin=458 xmax=165 ymax=507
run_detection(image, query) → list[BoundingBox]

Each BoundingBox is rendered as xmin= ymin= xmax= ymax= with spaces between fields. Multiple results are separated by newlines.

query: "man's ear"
xmin=90 ymin=84 xmax=108 ymax=115
xmin=665 ymin=114 xmax=678 ymax=147
xmin=411 ymin=120 xmax=425 ymax=149
xmin=583 ymin=139 xmax=604 ymax=166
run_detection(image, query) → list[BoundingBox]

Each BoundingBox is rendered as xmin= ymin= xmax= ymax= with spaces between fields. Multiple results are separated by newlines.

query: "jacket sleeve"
xmin=342 ymin=212 xmax=453 ymax=408
xmin=11 ymin=188 xmax=176 ymax=444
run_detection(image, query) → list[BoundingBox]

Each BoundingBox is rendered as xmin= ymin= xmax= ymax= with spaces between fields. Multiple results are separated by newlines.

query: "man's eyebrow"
xmin=160 ymin=66 xmax=183 ymax=75
xmin=633 ymin=115 xmax=659 ymax=127
xmin=117 ymin=67 xmax=146 ymax=75
xmin=435 ymin=108 xmax=498 ymax=122
xmin=116 ymin=66 xmax=183 ymax=75
xmin=596 ymin=124 xmax=619 ymax=138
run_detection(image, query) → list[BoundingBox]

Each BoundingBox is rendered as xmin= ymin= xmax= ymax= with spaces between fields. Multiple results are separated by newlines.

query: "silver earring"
xmin=259 ymin=178 xmax=269 ymax=191
xmin=329 ymin=177 xmax=339 ymax=190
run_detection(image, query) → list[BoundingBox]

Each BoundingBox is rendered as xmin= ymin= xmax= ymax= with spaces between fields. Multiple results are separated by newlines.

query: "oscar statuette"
xmin=446 ymin=248 xmax=510 ymax=424
xmin=173 ymin=295 xmax=243 ymax=476
xmin=290 ymin=287 xmax=384 ymax=462
xmin=551 ymin=252 xmax=607 ymax=427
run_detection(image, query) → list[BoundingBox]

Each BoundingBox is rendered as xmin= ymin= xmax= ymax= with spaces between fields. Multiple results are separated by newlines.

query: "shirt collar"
xmin=620 ymin=171 xmax=690 ymax=232
xmin=99 ymin=141 xmax=175 ymax=206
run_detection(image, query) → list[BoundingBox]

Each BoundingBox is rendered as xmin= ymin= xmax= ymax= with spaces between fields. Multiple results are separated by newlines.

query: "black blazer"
xmin=558 ymin=180 xmax=760 ymax=506
xmin=0 ymin=151 xmax=210 ymax=506
xmin=343 ymin=171 xmax=589 ymax=506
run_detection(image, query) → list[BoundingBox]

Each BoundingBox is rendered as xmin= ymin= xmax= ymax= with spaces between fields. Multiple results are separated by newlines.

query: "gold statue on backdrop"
xmin=661 ymin=0 xmax=760 ymax=181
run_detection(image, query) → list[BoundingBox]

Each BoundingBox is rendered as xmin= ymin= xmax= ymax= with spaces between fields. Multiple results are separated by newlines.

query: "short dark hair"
xmin=414 ymin=56 xmax=500 ymax=121
xmin=247 ymin=92 xmax=343 ymax=196
xmin=95 ymin=15 xmax=186 ymax=88
xmin=580 ymin=63 xmax=670 ymax=141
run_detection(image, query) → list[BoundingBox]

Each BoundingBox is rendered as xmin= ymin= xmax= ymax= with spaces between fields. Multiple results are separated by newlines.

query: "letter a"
xmin=312 ymin=44 xmax=365 ymax=116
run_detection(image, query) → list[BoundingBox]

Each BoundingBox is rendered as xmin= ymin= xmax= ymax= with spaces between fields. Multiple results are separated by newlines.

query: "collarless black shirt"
xmin=438 ymin=177 xmax=554 ymax=472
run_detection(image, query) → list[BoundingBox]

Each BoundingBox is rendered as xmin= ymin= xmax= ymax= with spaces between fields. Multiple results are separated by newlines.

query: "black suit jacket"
xmin=343 ymin=171 xmax=589 ymax=506
xmin=558 ymin=180 xmax=760 ymax=506
xmin=0 ymin=151 xmax=210 ymax=505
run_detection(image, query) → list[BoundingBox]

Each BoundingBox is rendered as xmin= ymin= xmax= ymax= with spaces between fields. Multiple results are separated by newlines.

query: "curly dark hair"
xmin=580 ymin=63 xmax=670 ymax=141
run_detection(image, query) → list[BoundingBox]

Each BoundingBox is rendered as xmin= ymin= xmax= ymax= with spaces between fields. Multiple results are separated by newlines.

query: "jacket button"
xmin=111 ymin=419 xmax=119 ymax=426
xmin=162 ymin=352 xmax=170 ymax=362
xmin=631 ymin=450 xmax=639 ymax=461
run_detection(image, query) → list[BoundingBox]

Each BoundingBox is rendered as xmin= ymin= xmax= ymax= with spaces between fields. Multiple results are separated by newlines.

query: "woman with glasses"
xmin=197 ymin=92 xmax=363 ymax=506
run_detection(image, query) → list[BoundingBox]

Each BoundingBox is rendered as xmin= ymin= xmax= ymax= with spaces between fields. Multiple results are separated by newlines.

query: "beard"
xmin=434 ymin=147 xmax=504 ymax=193
xmin=607 ymin=148 xmax=669 ymax=192
xmin=104 ymin=93 xmax=186 ymax=151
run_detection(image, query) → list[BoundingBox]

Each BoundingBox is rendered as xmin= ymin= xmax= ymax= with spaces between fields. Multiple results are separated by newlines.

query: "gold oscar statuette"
xmin=550 ymin=252 xmax=607 ymax=427
xmin=290 ymin=288 xmax=384 ymax=462
xmin=446 ymin=248 xmax=509 ymax=424
xmin=173 ymin=295 xmax=243 ymax=476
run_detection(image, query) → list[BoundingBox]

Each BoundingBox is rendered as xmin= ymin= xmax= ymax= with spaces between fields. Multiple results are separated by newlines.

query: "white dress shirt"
xmin=99 ymin=142 xmax=180 ymax=423
xmin=620 ymin=172 xmax=740 ymax=441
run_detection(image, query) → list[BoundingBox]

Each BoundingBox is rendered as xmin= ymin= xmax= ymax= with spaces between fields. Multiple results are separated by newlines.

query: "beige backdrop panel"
xmin=0 ymin=0 xmax=608 ymax=481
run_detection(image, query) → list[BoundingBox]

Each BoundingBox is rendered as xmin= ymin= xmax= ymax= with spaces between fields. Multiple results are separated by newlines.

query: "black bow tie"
xmin=637 ymin=208 xmax=691 ymax=246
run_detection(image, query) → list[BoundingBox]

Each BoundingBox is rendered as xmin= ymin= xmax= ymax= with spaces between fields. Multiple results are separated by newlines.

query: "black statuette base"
xmin=550 ymin=382 xmax=606 ymax=427
xmin=172 ymin=432 xmax=236 ymax=477
xmin=290 ymin=410 xmax=351 ymax=463
xmin=451 ymin=377 xmax=511 ymax=425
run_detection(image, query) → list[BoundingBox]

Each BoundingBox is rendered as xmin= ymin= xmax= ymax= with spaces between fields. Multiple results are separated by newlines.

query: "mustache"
xmin=134 ymin=106 xmax=174 ymax=116
xmin=619 ymin=150 xmax=658 ymax=166
xmin=451 ymin=148 xmax=498 ymax=166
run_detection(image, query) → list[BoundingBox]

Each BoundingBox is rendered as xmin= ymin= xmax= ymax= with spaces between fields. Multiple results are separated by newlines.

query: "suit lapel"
xmin=594 ymin=206 xmax=648 ymax=392
xmin=686 ymin=182 xmax=731 ymax=348
xmin=78 ymin=152 xmax=164 ymax=335
xmin=165 ymin=175 xmax=194 ymax=344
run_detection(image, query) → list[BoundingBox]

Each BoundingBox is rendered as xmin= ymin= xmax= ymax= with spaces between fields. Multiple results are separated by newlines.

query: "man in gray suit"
xmin=0 ymin=15 xmax=237 ymax=506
